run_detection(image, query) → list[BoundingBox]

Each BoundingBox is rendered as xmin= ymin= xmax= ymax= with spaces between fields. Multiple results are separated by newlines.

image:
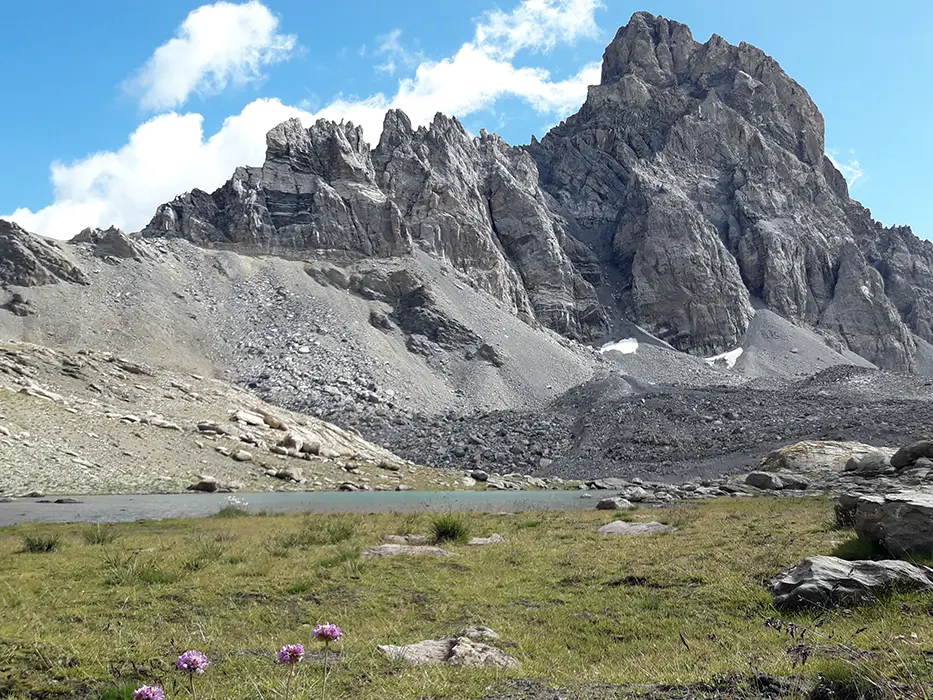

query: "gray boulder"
xmin=847 ymin=451 xmax=891 ymax=476
xmin=770 ymin=555 xmax=933 ymax=609
xmin=745 ymin=472 xmax=783 ymax=490
xmin=772 ymin=472 xmax=809 ymax=490
xmin=854 ymin=491 xmax=933 ymax=556
xmin=891 ymin=441 xmax=933 ymax=469
xmin=596 ymin=497 xmax=635 ymax=511
xmin=187 ymin=477 xmax=219 ymax=493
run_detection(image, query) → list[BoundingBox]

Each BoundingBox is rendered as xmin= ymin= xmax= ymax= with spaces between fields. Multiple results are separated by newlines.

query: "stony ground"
xmin=335 ymin=366 xmax=933 ymax=482
xmin=4 ymin=237 xmax=933 ymax=496
xmin=0 ymin=341 xmax=469 ymax=496
xmin=2 ymin=499 xmax=931 ymax=700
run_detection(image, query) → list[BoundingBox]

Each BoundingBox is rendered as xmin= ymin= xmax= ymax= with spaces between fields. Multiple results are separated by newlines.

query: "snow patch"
xmin=599 ymin=338 xmax=638 ymax=355
xmin=704 ymin=347 xmax=744 ymax=369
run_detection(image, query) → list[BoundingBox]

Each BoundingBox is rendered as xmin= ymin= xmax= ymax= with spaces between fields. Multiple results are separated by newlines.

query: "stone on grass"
xmin=363 ymin=544 xmax=451 ymax=558
xmin=468 ymin=533 xmax=505 ymax=546
xmin=377 ymin=635 xmax=517 ymax=669
xmin=596 ymin=497 xmax=634 ymax=511
xmin=770 ymin=555 xmax=933 ymax=609
xmin=597 ymin=521 xmax=675 ymax=535
xmin=455 ymin=626 xmax=499 ymax=641
xmin=854 ymin=490 xmax=933 ymax=556
xmin=382 ymin=534 xmax=430 ymax=546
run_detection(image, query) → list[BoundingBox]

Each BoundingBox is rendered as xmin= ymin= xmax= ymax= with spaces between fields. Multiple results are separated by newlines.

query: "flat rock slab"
xmin=377 ymin=636 xmax=518 ymax=668
xmin=363 ymin=544 xmax=451 ymax=558
xmin=854 ymin=490 xmax=933 ymax=555
xmin=468 ymin=534 xmax=505 ymax=546
xmin=597 ymin=521 xmax=675 ymax=535
xmin=771 ymin=555 xmax=933 ymax=609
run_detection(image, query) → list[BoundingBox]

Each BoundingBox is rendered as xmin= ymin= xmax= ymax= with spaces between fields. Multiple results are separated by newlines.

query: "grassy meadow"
xmin=1 ymin=498 xmax=932 ymax=699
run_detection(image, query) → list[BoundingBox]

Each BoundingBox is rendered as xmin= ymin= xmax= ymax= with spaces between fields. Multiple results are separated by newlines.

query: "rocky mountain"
xmin=3 ymin=12 xmax=933 ymax=494
xmin=140 ymin=11 xmax=933 ymax=373
xmin=530 ymin=12 xmax=933 ymax=371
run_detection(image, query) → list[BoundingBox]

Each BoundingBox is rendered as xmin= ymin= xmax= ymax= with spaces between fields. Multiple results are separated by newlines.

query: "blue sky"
xmin=1 ymin=0 xmax=930 ymax=240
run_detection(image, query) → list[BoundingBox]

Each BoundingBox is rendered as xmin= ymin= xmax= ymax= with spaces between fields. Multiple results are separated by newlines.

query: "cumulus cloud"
xmin=6 ymin=0 xmax=603 ymax=239
xmin=828 ymin=149 xmax=865 ymax=188
xmin=476 ymin=0 xmax=603 ymax=57
xmin=128 ymin=0 xmax=296 ymax=111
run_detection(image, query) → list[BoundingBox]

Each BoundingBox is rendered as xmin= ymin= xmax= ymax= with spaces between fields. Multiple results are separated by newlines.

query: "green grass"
xmin=19 ymin=533 xmax=63 ymax=553
xmin=83 ymin=524 xmax=122 ymax=546
xmin=431 ymin=513 xmax=470 ymax=543
xmin=1 ymin=499 xmax=932 ymax=699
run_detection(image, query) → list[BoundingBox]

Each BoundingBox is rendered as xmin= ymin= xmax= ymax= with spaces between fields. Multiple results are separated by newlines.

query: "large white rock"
xmin=377 ymin=636 xmax=518 ymax=668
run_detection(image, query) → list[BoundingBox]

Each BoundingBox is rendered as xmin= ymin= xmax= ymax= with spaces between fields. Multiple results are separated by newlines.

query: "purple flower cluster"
xmin=176 ymin=649 xmax=210 ymax=674
xmin=276 ymin=643 xmax=305 ymax=665
xmin=132 ymin=686 xmax=165 ymax=700
xmin=313 ymin=623 xmax=343 ymax=643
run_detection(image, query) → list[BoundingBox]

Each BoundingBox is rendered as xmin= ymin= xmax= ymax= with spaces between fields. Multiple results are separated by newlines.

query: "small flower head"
xmin=276 ymin=643 xmax=305 ymax=665
xmin=313 ymin=623 xmax=342 ymax=643
xmin=176 ymin=649 xmax=210 ymax=674
xmin=133 ymin=686 xmax=165 ymax=700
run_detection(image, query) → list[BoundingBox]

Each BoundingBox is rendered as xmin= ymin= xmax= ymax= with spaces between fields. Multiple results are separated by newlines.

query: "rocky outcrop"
xmin=770 ymin=555 xmax=933 ymax=609
xmin=143 ymin=113 xmax=607 ymax=342
xmin=854 ymin=491 xmax=933 ymax=556
xmin=0 ymin=220 xmax=87 ymax=287
xmin=529 ymin=11 xmax=933 ymax=369
xmin=71 ymin=226 xmax=147 ymax=260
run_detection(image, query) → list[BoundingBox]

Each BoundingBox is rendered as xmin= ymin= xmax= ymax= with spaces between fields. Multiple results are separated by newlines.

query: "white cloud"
xmin=6 ymin=0 xmax=603 ymax=239
xmin=128 ymin=0 xmax=296 ymax=111
xmin=375 ymin=29 xmax=422 ymax=76
xmin=828 ymin=149 xmax=864 ymax=188
xmin=476 ymin=0 xmax=603 ymax=57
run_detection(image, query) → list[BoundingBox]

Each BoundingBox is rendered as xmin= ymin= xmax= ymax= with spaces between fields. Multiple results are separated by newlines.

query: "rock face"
xmin=119 ymin=12 xmax=933 ymax=370
xmin=0 ymin=220 xmax=87 ymax=287
xmin=528 ymin=12 xmax=933 ymax=369
xmin=770 ymin=555 xmax=933 ymax=609
xmin=142 ymin=114 xmax=606 ymax=342
xmin=854 ymin=491 xmax=933 ymax=555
